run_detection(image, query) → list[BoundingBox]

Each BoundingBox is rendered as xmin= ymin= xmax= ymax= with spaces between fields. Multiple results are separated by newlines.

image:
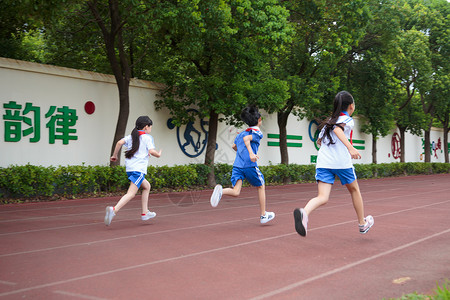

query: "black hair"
xmin=125 ymin=116 xmax=153 ymax=159
xmin=320 ymin=91 xmax=354 ymax=145
xmin=241 ymin=106 xmax=261 ymax=127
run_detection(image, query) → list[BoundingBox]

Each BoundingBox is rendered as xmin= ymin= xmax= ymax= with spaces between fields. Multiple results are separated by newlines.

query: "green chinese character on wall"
xmin=22 ymin=103 xmax=41 ymax=142
xmin=3 ymin=101 xmax=41 ymax=142
xmin=45 ymin=106 xmax=78 ymax=144
xmin=3 ymin=101 xmax=22 ymax=142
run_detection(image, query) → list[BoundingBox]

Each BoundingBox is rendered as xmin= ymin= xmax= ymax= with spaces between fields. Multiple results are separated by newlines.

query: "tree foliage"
xmin=2 ymin=0 xmax=449 ymax=167
xmin=343 ymin=0 xmax=400 ymax=163
xmin=273 ymin=0 xmax=370 ymax=167
xmin=148 ymin=0 xmax=292 ymax=185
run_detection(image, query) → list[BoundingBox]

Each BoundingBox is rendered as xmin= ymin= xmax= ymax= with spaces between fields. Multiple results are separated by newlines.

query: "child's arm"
xmin=149 ymin=149 xmax=162 ymax=158
xmin=232 ymin=143 xmax=237 ymax=151
xmin=333 ymin=126 xmax=361 ymax=159
xmin=110 ymin=139 xmax=125 ymax=161
xmin=243 ymin=135 xmax=259 ymax=162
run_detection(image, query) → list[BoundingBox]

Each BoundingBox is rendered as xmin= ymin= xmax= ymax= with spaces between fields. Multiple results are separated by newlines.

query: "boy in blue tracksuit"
xmin=210 ymin=106 xmax=275 ymax=224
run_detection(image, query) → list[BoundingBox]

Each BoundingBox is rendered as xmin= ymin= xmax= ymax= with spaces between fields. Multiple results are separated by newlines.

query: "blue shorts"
xmin=315 ymin=168 xmax=356 ymax=185
xmin=231 ymin=167 xmax=265 ymax=187
xmin=126 ymin=171 xmax=146 ymax=188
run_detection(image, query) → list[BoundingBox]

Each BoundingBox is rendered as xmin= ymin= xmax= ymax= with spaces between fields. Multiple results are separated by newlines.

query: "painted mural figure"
xmin=167 ymin=109 xmax=209 ymax=158
xmin=391 ymin=132 xmax=401 ymax=159
xmin=209 ymin=106 xmax=275 ymax=224
xmin=104 ymin=116 xmax=162 ymax=226
xmin=182 ymin=121 xmax=201 ymax=153
xmin=293 ymin=91 xmax=374 ymax=237
xmin=434 ymin=138 xmax=442 ymax=158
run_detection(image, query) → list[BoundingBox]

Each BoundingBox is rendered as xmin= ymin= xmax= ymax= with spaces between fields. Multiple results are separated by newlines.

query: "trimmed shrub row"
xmin=0 ymin=162 xmax=448 ymax=200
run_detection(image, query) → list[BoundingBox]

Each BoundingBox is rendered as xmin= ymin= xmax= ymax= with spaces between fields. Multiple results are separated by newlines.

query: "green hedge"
xmin=0 ymin=162 xmax=448 ymax=201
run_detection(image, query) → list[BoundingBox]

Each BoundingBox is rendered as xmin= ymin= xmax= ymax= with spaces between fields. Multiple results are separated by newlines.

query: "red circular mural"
xmin=84 ymin=101 xmax=95 ymax=114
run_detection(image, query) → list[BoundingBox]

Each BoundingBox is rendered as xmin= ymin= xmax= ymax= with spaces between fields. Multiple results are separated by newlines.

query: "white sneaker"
xmin=141 ymin=211 xmax=156 ymax=221
xmin=104 ymin=206 xmax=115 ymax=226
xmin=359 ymin=215 xmax=374 ymax=234
xmin=260 ymin=211 xmax=275 ymax=224
xmin=210 ymin=184 xmax=223 ymax=207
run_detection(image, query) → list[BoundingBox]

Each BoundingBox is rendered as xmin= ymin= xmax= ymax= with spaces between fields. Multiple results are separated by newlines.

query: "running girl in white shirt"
xmin=293 ymin=91 xmax=374 ymax=236
xmin=105 ymin=116 xmax=162 ymax=226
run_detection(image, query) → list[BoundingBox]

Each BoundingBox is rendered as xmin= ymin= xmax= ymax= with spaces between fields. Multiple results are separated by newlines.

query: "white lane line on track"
xmin=0 ymin=186 xmax=447 ymax=238
xmin=1 ymin=175 xmax=439 ymax=219
xmin=0 ymin=198 xmax=300 ymax=237
xmin=53 ymin=290 xmax=108 ymax=300
xmin=0 ymin=232 xmax=293 ymax=297
xmin=1 ymin=221 xmax=449 ymax=297
xmin=0 ymin=182 xmax=440 ymax=224
xmin=0 ymin=191 xmax=212 ymax=214
xmin=0 ymin=185 xmax=324 ymax=218
xmin=0 ymin=218 xmax=247 ymax=258
xmin=0 ymin=280 xmax=17 ymax=286
xmin=249 ymin=227 xmax=450 ymax=300
xmin=1 ymin=198 xmax=449 ymax=259
xmin=3 ymin=175 xmax=440 ymax=215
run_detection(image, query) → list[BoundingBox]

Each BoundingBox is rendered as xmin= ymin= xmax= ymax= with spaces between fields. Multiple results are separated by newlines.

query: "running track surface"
xmin=0 ymin=174 xmax=449 ymax=300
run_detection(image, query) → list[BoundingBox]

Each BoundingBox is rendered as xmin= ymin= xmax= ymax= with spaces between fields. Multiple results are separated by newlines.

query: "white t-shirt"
xmin=122 ymin=134 xmax=155 ymax=174
xmin=316 ymin=114 xmax=354 ymax=169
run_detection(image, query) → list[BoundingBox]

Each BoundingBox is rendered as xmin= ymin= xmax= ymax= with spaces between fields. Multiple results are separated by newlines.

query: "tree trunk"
xmin=399 ymin=126 xmax=406 ymax=163
xmin=205 ymin=110 xmax=219 ymax=187
xmin=109 ymin=80 xmax=130 ymax=166
xmin=277 ymin=111 xmax=289 ymax=165
xmin=444 ymin=127 xmax=449 ymax=163
xmin=424 ymin=130 xmax=431 ymax=163
xmin=277 ymin=110 xmax=291 ymax=184
xmin=372 ymin=135 xmax=377 ymax=164
xmin=88 ymin=0 xmax=131 ymax=167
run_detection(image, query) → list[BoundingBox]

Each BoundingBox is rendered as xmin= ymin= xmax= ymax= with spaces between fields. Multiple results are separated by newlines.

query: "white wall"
xmin=0 ymin=57 xmax=448 ymax=168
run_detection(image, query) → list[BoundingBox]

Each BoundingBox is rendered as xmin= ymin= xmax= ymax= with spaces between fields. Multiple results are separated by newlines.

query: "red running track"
xmin=0 ymin=174 xmax=449 ymax=299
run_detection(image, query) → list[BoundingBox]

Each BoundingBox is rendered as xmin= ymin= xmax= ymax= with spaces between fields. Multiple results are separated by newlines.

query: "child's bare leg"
xmin=345 ymin=180 xmax=365 ymax=225
xmin=304 ymin=181 xmax=332 ymax=216
xmin=223 ymin=180 xmax=242 ymax=197
xmin=257 ymin=185 xmax=266 ymax=216
xmin=114 ymin=183 xmax=139 ymax=213
xmin=140 ymin=179 xmax=151 ymax=214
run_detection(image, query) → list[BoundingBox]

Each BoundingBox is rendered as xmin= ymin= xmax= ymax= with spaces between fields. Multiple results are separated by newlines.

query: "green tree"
xmin=433 ymin=73 xmax=450 ymax=163
xmin=348 ymin=53 xmax=396 ymax=163
xmin=344 ymin=0 xmax=402 ymax=163
xmin=274 ymin=0 xmax=370 ymax=170
xmin=391 ymin=28 xmax=432 ymax=162
xmin=0 ymin=0 xmax=51 ymax=62
xmin=39 ymin=0 xmax=156 ymax=166
xmin=3 ymin=0 xmax=157 ymax=166
xmin=420 ymin=0 xmax=450 ymax=163
xmin=150 ymin=0 xmax=292 ymax=186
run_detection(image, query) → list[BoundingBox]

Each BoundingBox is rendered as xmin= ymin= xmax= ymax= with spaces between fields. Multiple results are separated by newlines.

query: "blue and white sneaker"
xmin=260 ymin=211 xmax=275 ymax=224
xmin=210 ymin=184 xmax=223 ymax=207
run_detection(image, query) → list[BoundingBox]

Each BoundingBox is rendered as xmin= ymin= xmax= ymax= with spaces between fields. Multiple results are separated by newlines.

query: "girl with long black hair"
xmin=293 ymin=91 xmax=374 ymax=237
xmin=105 ymin=116 xmax=162 ymax=226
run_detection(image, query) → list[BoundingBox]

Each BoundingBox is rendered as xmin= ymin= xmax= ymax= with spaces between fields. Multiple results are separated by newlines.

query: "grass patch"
xmin=387 ymin=280 xmax=449 ymax=300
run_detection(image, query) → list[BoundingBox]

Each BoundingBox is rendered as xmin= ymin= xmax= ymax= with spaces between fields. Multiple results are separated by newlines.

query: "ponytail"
xmin=320 ymin=91 xmax=354 ymax=145
xmin=125 ymin=116 xmax=153 ymax=159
